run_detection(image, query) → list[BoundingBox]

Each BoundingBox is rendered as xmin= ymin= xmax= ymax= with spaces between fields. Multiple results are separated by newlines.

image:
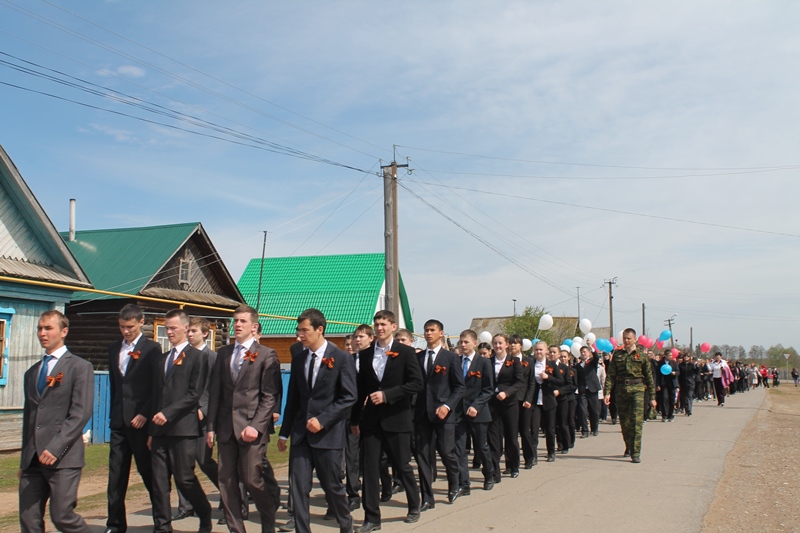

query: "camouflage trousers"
xmin=615 ymin=387 xmax=645 ymax=456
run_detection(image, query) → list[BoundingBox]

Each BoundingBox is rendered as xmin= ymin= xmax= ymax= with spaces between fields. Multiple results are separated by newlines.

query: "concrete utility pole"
xmin=606 ymin=278 xmax=617 ymax=338
xmin=642 ymin=303 xmax=646 ymax=337
xmin=665 ymin=313 xmax=677 ymax=348
xmin=382 ymin=156 xmax=407 ymax=319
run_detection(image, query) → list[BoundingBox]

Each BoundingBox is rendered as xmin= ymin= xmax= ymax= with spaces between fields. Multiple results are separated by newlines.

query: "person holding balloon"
xmin=603 ymin=328 xmax=657 ymax=463
xmin=656 ymin=349 xmax=679 ymax=422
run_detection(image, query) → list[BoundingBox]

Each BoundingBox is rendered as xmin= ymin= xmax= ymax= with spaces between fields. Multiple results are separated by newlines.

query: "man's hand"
xmin=147 ymin=436 xmax=152 ymax=451
xmin=277 ymin=439 xmax=287 ymax=452
xmin=197 ymin=410 xmax=204 ymax=421
xmin=540 ymin=371 xmax=549 ymax=380
xmin=38 ymin=450 xmax=57 ymax=466
xmin=16 ymin=469 xmax=22 ymax=480
xmin=604 ymin=395 xmax=611 ymax=406
xmin=657 ymin=386 xmax=661 ymax=392
xmin=554 ymin=390 xmax=560 ymax=397
xmin=650 ymin=400 xmax=657 ymax=409
xmin=435 ymin=405 xmax=450 ymax=420
xmin=241 ymin=426 xmax=259 ymax=443
xmin=306 ymin=417 xmax=323 ymax=433
xmin=206 ymin=431 xmax=215 ymax=449
xmin=522 ymin=401 xmax=532 ymax=409
xmin=152 ymin=412 xmax=167 ymax=426
xmin=466 ymin=406 xmax=478 ymax=418
xmin=350 ymin=425 xmax=360 ymax=436
xmin=369 ymin=391 xmax=386 ymax=405
xmin=272 ymin=413 xmax=280 ymax=423
xmin=131 ymin=414 xmax=146 ymax=429
xmin=496 ymin=391 xmax=507 ymax=401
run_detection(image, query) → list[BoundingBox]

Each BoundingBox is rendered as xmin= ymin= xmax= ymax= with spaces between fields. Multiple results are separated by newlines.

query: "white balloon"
xmin=619 ymin=331 xmax=626 ymax=344
xmin=539 ymin=314 xmax=554 ymax=331
xmin=572 ymin=336 xmax=584 ymax=346
xmin=585 ymin=332 xmax=597 ymax=345
xmin=522 ymin=339 xmax=532 ymax=351
xmin=479 ymin=331 xmax=493 ymax=344
xmin=579 ymin=318 xmax=592 ymax=334
xmin=570 ymin=343 xmax=582 ymax=357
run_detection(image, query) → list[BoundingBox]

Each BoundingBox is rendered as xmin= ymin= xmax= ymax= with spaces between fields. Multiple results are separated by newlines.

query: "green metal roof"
xmin=60 ymin=223 xmax=198 ymax=300
xmin=237 ymin=253 xmax=414 ymax=335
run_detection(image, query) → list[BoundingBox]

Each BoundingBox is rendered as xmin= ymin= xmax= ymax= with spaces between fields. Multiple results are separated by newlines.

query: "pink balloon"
xmin=656 ymin=340 xmax=664 ymax=349
xmin=637 ymin=335 xmax=647 ymax=346
xmin=700 ymin=342 xmax=711 ymax=354
xmin=609 ymin=337 xmax=617 ymax=347
xmin=646 ymin=338 xmax=655 ymax=348
xmin=671 ymin=348 xmax=679 ymax=358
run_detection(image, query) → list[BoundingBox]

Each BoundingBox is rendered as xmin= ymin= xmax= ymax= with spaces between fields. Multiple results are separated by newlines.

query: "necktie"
xmin=427 ymin=350 xmax=435 ymax=376
xmin=307 ymin=352 xmax=317 ymax=388
xmin=165 ymin=348 xmax=176 ymax=378
xmin=37 ymin=355 xmax=53 ymax=395
xmin=232 ymin=345 xmax=243 ymax=380
xmin=463 ymin=356 xmax=470 ymax=378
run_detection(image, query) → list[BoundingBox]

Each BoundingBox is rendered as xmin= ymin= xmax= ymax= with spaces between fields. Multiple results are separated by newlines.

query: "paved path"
xmin=88 ymin=387 xmax=764 ymax=533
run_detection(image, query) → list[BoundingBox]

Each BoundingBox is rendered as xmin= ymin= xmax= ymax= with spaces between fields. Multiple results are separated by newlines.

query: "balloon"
xmin=660 ymin=364 xmax=672 ymax=375
xmin=671 ymin=348 xmax=679 ymax=358
xmin=700 ymin=342 xmax=711 ymax=354
xmin=522 ymin=339 xmax=532 ymax=351
xmin=579 ymin=318 xmax=592 ymax=334
xmin=598 ymin=339 xmax=612 ymax=352
xmin=559 ymin=344 xmax=570 ymax=352
xmin=656 ymin=340 xmax=664 ymax=350
xmin=619 ymin=331 xmax=626 ymax=345
xmin=572 ymin=336 xmax=584 ymax=346
xmin=479 ymin=331 xmax=492 ymax=344
xmin=659 ymin=329 xmax=672 ymax=342
xmin=539 ymin=314 xmax=554 ymax=331
xmin=570 ymin=343 xmax=582 ymax=357
xmin=532 ymin=338 xmax=541 ymax=345
xmin=637 ymin=335 xmax=648 ymax=346
xmin=645 ymin=337 xmax=655 ymax=349
xmin=563 ymin=339 xmax=573 ymax=347
xmin=585 ymin=332 xmax=597 ymax=345
xmin=609 ymin=337 xmax=617 ymax=347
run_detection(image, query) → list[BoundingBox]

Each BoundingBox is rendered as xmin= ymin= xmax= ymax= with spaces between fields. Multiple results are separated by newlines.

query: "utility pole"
xmin=664 ymin=313 xmax=677 ymax=348
xmin=256 ymin=230 xmax=267 ymax=313
xmin=382 ymin=154 xmax=407 ymax=319
xmin=605 ymin=278 xmax=617 ymax=337
xmin=690 ymin=327 xmax=693 ymax=357
xmin=513 ymin=299 xmax=517 ymax=316
xmin=576 ymin=287 xmax=581 ymax=320
xmin=642 ymin=303 xmax=646 ymax=337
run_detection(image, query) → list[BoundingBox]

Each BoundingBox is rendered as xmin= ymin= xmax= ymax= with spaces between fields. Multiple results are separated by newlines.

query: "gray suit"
xmin=19 ymin=350 xmax=94 ymax=533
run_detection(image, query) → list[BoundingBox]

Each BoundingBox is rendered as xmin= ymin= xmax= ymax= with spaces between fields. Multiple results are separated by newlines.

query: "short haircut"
xmin=492 ymin=333 xmax=509 ymax=343
xmin=343 ymin=334 xmax=352 ymax=341
xmin=355 ymin=324 xmax=375 ymax=337
xmin=233 ymin=304 xmax=259 ymax=323
xmin=423 ymin=319 xmax=444 ymax=331
xmin=373 ymin=309 xmax=397 ymax=324
xmin=189 ymin=316 xmax=211 ymax=334
xmin=298 ymin=308 xmax=326 ymax=333
xmin=256 ymin=322 xmax=262 ymax=334
xmin=509 ymin=334 xmax=522 ymax=345
xmin=579 ymin=345 xmax=592 ymax=354
xmin=165 ymin=308 xmax=189 ymax=324
xmin=395 ymin=328 xmax=414 ymax=340
xmin=623 ymin=327 xmax=636 ymax=337
xmin=118 ymin=303 xmax=144 ymax=321
xmin=40 ymin=309 xmax=68 ymax=329
xmin=714 ymin=352 xmax=722 ymax=357
xmin=460 ymin=329 xmax=478 ymax=341
xmin=534 ymin=340 xmax=548 ymax=349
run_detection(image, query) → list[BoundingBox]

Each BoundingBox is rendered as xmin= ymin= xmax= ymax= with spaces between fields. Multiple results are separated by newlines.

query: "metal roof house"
xmin=62 ymin=222 xmax=245 ymax=366
xmin=0 ymin=145 xmax=93 ymax=450
xmin=238 ymin=253 xmax=414 ymax=362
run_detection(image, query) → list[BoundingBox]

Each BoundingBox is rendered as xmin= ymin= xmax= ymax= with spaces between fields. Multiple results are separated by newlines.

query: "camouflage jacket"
xmin=604 ymin=347 xmax=656 ymax=395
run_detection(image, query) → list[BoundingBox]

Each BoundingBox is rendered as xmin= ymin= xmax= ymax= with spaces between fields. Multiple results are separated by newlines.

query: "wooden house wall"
xmin=147 ymin=238 xmax=227 ymax=295
xmin=258 ymin=335 xmax=346 ymax=365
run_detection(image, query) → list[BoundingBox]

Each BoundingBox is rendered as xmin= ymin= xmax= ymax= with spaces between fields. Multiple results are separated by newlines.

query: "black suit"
xmin=19 ymin=350 xmax=94 ymax=533
xmin=106 ymin=336 xmax=161 ymax=533
xmin=280 ymin=341 xmax=357 ymax=533
xmin=351 ymin=340 xmax=423 ymax=525
xmin=678 ymin=361 xmax=697 ymax=415
xmin=149 ymin=345 xmax=211 ymax=533
xmin=414 ymin=347 xmax=464 ymax=504
xmin=487 ymin=356 xmax=523 ymax=479
xmin=656 ymin=359 xmax=679 ymax=420
xmin=530 ymin=359 xmax=562 ymax=457
xmin=516 ymin=355 xmax=536 ymax=465
xmin=551 ymin=361 xmax=572 ymax=451
xmin=454 ymin=353 xmax=494 ymax=488
xmin=576 ymin=356 xmax=601 ymax=435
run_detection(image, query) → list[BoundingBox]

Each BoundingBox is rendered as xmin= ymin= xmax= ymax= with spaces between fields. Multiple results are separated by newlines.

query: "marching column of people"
xmin=20 ymin=307 xmax=762 ymax=533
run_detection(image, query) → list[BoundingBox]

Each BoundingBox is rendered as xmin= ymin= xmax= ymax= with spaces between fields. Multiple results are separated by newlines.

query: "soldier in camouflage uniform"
xmin=603 ymin=328 xmax=656 ymax=463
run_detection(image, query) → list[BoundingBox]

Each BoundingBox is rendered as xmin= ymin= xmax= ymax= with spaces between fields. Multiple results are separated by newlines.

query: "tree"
xmin=748 ymin=345 xmax=765 ymax=360
xmin=503 ymin=306 xmax=577 ymax=349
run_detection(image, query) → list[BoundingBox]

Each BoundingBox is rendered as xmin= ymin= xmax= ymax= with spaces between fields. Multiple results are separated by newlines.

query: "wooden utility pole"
xmin=382 ymin=157 xmax=407 ymax=318
xmin=606 ymin=278 xmax=617 ymax=338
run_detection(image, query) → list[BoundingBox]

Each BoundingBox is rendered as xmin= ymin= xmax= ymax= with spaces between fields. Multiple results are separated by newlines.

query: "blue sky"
xmin=1 ymin=1 xmax=798 ymax=350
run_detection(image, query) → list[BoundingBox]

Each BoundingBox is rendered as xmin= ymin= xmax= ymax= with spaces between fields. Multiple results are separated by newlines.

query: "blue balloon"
xmin=659 ymin=329 xmax=672 ymax=342
xmin=660 ymin=364 xmax=672 ymax=375
xmin=563 ymin=339 xmax=573 ymax=347
xmin=599 ymin=339 xmax=613 ymax=352
xmin=532 ymin=338 xmax=541 ymax=344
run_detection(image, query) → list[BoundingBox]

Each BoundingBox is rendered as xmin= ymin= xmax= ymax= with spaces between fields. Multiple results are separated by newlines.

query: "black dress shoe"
xmin=217 ymin=516 xmax=228 ymax=525
xmin=392 ymin=482 xmax=404 ymax=493
xmin=524 ymin=462 xmax=533 ymax=469
xmin=278 ymin=518 xmax=295 ymax=532
xmin=546 ymin=454 xmax=556 ymax=462
xmin=460 ymin=487 xmax=471 ymax=496
xmin=591 ymin=430 xmax=599 ymax=436
xmin=623 ymin=448 xmax=631 ymax=457
xmin=581 ymin=431 xmax=589 ymax=438
xmin=420 ymin=501 xmax=435 ymax=512
xmin=380 ymin=492 xmax=392 ymax=502
xmin=172 ymin=510 xmax=195 ymax=521
xmin=324 ymin=508 xmax=336 ymax=520
xmin=198 ymin=524 xmax=213 ymax=533
xmin=483 ymin=480 xmax=494 ymax=491
xmin=510 ymin=471 xmax=519 ymax=478
xmin=348 ymin=496 xmax=361 ymax=511
xmin=355 ymin=521 xmax=381 ymax=533
xmin=631 ymin=456 xmax=641 ymax=463
xmin=502 ymin=468 xmax=511 ymax=475
xmin=404 ymin=513 xmax=420 ymax=524
xmin=103 ymin=528 xmax=117 ymax=533
xmin=447 ymin=489 xmax=461 ymax=504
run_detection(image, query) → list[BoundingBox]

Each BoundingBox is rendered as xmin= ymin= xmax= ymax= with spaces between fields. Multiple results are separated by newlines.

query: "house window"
xmin=153 ymin=317 xmax=170 ymax=352
xmin=0 ymin=307 xmax=15 ymax=386
xmin=179 ymin=258 xmax=191 ymax=285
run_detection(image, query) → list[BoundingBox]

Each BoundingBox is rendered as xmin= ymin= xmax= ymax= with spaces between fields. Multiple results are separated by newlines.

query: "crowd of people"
xmin=20 ymin=305 xmax=772 ymax=533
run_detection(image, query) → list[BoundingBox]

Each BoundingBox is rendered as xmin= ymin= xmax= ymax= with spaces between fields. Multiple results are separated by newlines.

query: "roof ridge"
xmin=59 ymin=222 xmax=199 ymax=235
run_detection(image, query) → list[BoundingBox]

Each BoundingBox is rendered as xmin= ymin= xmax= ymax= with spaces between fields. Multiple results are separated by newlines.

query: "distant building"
xmin=62 ymin=222 xmax=244 ymax=367
xmin=0 ymin=145 xmax=93 ymax=450
xmin=469 ymin=315 xmax=609 ymax=346
xmin=237 ymin=253 xmax=413 ymax=363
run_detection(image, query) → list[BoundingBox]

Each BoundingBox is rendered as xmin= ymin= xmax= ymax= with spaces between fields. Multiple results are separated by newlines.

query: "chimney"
xmin=69 ymin=199 xmax=76 ymax=242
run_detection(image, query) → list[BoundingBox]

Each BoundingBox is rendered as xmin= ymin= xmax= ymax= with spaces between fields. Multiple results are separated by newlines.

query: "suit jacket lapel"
xmin=41 ymin=351 xmax=70 ymax=399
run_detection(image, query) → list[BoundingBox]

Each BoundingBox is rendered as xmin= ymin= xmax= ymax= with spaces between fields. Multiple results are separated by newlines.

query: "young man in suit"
xmin=577 ymin=345 xmax=601 ymax=437
xmin=19 ymin=310 xmax=94 ymax=533
xmin=530 ymin=342 xmax=562 ymax=463
xmin=415 ymin=320 xmax=465 ymax=508
xmin=175 ymin=317 xmax=221 ymax=522
xmin=278 ymin=308 xmax=357 ymax=533
xmin=454 ymin=329 xmax=494 ymax=493
xmin=487 ymin=334 xmax=523 ymax=481
xmin=350 ymin=310 xmax=423 ymax=533
xmin=553 ymin=348 xmax=573 ymax=453
xmin=105 ymin=304 xmax=162 ymax=533
xmin=206 ymin=305 xmax=280 ymax=533
xmin=509 ymin=335 xmax=536 ymax=470
xmin=656 ymin=348 xmax=680 ymax=422
xmin=149 ymin=309 xmax=212 ymax=533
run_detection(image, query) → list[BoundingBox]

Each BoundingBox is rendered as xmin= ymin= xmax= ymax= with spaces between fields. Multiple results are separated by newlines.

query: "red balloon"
xmin=646 ymin=337 xmax=655 ymax=348
xmin=656 ymin=340 xmax=664 ymax=349
xmin=671 ymin=348 xmax=679 ymax=358
xmin=638 ymin=335 xmax=647 ymax=346
xmin=700 ymin=342 xmax=711 ymax=354
xmin=609 ymin=337 xmax=617 ymax=347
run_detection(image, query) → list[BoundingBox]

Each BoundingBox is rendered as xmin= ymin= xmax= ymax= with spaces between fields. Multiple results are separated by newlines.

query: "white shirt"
xmin=165 ymin=341 xmax=189 ymax=373
xmin=305 ymin=340 xmax=328 ymax=389
xmin=119 ymin=334 xmax=142 ymax=376
xmin=710 ymin=360 xmax=726 ymax=378
xmin=534 ymin=358 xmax=546 ymax=405
xmin=424 ymin=346 xmax=441 ymax=373
xmin=373 ymin=341 xmax=390 ymax=381
xmin=230 ymin=338 xmax=256 ymax=376
xmin=43 ymin=345 xmax=68 ymax=376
